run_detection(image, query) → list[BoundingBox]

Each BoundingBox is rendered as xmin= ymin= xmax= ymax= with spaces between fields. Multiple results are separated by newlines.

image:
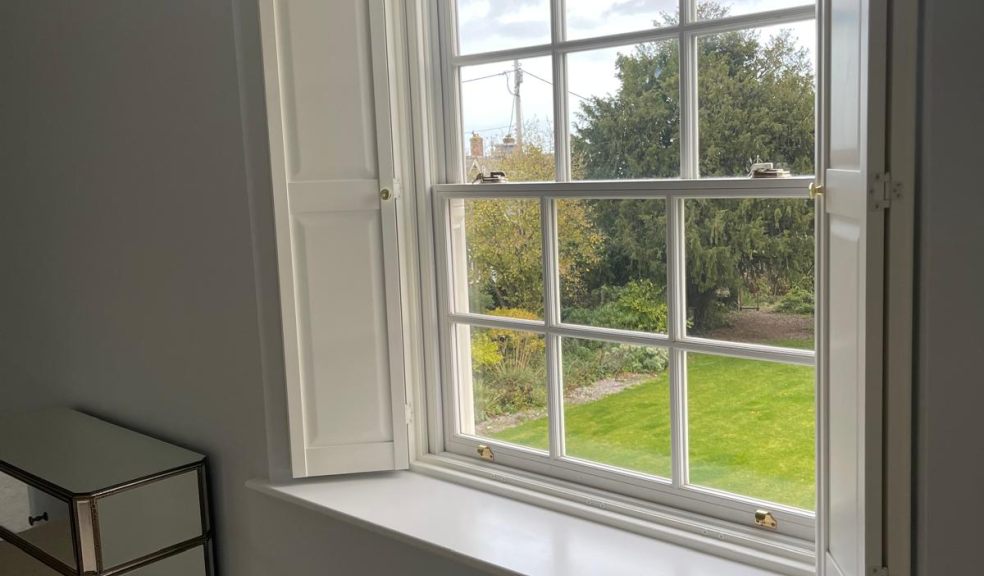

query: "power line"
xmin=522 ymin=70 xmax=590 ymax=102
xmin=461 ymin=71 xmax=509 ymax=83
xmin=467 ymin=124 xmax=513 ymax=134
xmin=461 ymin=67 xmax=590 ymax=102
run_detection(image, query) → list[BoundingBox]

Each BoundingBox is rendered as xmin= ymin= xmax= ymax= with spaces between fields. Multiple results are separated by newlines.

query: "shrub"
xmin=562 ymin=339 xmax=669 ymax=390
xmin=474 ymin=362 xmax=547 ymax=419
xmin=472 ymin=308 xmax=547 ymax=420
xmin=776 ymin=286 xmax=814 ymax=315
xmin=609 ymin=344 xmax=669 ymax=374
xmin=566 ymin=280 xmax=668 ymax=334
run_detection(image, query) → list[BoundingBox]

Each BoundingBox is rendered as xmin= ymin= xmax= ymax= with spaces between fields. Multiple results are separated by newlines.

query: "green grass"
xmin=490 ymin=341 xmax=816 ymax=510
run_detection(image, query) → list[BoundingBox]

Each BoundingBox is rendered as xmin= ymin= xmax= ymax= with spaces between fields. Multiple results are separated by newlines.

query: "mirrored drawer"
xmin=0 ymin=540 xmax=63 ymax=576
xmin=125 ymin=545 xmax=208 ymax=576
xmin=97 ymin=468 xmax=205 ymax=570
xmin=0 ymin=469 xmax=76 ymax=572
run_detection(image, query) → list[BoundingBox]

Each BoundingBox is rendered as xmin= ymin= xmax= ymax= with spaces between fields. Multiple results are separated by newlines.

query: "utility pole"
xmin=512 ymin=59 xmax=523 ymax=148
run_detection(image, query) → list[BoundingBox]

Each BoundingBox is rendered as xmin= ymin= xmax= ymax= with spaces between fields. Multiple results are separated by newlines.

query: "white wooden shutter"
xmin=819 ymin=0 xmax=888 ymax=573
xmin=259 ymin=0 xmax=409 ymax=478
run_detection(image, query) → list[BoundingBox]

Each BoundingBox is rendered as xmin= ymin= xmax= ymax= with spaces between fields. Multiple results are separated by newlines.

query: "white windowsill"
xmin=246 ymin=471 xmax=803 ymax=576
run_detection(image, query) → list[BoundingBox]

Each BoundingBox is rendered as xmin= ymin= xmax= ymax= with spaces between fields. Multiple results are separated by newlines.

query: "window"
xmin=434 ymin=0 xmax=818 ymax=537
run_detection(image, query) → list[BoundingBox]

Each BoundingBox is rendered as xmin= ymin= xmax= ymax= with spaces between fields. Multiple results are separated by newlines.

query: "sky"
xmin=456 ymin=0 xmax=816 ymax=156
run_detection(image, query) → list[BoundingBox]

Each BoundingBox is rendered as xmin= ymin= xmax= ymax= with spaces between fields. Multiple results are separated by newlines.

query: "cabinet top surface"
xmin=0 ymin=408 xmax=204 ymax=496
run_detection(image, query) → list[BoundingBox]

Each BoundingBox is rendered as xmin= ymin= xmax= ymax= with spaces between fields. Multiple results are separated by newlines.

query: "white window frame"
xmin=423 ymin=0 xmax=821 ymax=543
xmin=254 ymin=0 xmax=916 ymax=573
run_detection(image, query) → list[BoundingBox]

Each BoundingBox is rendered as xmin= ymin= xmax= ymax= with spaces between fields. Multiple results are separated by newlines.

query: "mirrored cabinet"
xmin=0 ymin=409 xmax=212 ymax=575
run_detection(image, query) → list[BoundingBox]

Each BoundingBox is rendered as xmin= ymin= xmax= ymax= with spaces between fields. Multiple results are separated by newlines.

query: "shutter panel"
xmin=259 ymin=0 xmax=409 ymax=478
xmin=819 ymin=0 xmax=887 ymax=573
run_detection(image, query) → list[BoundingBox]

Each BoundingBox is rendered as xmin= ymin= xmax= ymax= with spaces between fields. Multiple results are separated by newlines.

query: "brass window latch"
xmin=477 ymin=444 xmax=494 ymax=461
xmin=809 ymin=181 xmax=824 ymax=200
xmin=754 ymin=509 xmax=778 ymax=530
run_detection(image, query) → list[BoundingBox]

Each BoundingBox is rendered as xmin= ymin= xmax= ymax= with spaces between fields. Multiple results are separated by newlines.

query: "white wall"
xmin=0 ymin=1 xmax=484 ymax=574
xmin=915 ymin=1 xmax=984 ymax=574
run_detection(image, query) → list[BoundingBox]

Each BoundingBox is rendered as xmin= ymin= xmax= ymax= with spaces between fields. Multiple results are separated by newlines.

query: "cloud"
xmin=601 ymin=0 xmax=676 ymax=18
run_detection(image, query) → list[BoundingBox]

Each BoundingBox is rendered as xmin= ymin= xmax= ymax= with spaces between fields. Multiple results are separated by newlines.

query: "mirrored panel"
xmin=568 ymin=41 xmax=680 ymax=180
xmin=558 ymin=199 xmax=668 ymax=333
xmin=561 ymin=338 xmax=671 ymax=479
xmin=0 ymin=539 xmax=62 ymax=575
xmin=683 ymin=197 xmax=815 ymax=349
xmin=460 ymin=56 xmax=555 ymax=182
xmin=0 ymin=470 xmax=75 ymax=571
xmin=97 ymin=470 xmax=203 ymax=569
xmin=126 ymin=545 xmax=207 ymax=576
xmin=686 ymin=352 xmax=815 ymax=510
xmin=697 ymin=22 xmax=816 ymax=177
xmin=455 ymin=324 xmax=549 ymax=453
xmin=449 ymin=198 xmax=544 ymax=318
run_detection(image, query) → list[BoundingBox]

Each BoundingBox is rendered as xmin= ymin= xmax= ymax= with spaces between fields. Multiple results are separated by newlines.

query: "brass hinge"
xmin=869 ymin=172 xmax=901 ymax=211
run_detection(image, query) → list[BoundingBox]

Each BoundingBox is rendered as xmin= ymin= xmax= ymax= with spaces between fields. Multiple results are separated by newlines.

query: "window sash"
xmin=431 ymin=0 xmax=819 ymax=540
xmin=438 ymin=1 xmax=817 ymax=183
xmin=433 ymin=179 xmax=816 ymax=539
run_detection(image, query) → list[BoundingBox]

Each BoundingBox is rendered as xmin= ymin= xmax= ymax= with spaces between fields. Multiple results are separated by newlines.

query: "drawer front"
xmin=0 ymin=469 xmax=76 ymax=571
xmin=97 ymin=469 xmax=204 ymax=569
xmin=126 ymin=545 xmax=208 ymax=576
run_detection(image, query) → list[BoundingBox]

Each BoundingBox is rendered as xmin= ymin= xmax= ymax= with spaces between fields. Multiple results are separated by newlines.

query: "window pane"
xmin=461 ymin=57 xmax=555 ymax=182
xmin=562 ymin=338 xmax=671 ymax=479
xmin=455 ymin=0 xmax=551 ymax=55
xmin=565 ymin=0 xmax=677 ymax=41
xmin=457 ymin=324 xmax=549 ymax=453
xmin=683 ymin=198 xmax=815 ymax=349
xmin=558 ymin=199 xmax=668 ymax=333
xmin=569 ymin=41 xmax=680 ymax=180
xmin=697 ymin=22 xmax=816 ymax=177
xmin=686 ymin=353 xmax=815 ymax=510
xmin=697 ymin=0 xmax=814 ymax=21
xmin=450 ymin=198 xmax=544 ymax=318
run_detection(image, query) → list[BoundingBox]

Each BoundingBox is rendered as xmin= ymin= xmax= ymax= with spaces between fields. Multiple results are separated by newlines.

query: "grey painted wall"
xmin=0 ymin=1 xmax=482 ymax=574
xmin=915 ymin=1 xmax=984 ymax=574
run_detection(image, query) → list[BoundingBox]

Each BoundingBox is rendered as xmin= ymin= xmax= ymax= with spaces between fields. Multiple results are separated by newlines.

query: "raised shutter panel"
xmin=259 ymin=0 xmax=409 ymax=478
xmin=819 ymin=0 xmax=887 ymax=573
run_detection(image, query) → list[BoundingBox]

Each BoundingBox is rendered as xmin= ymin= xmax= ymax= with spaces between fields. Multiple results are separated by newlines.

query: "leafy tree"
xmin=468 ymin=120 xmax=556 ymax=183
xmin=498 ymin=130 xmax=555 ymax=182
xmin=572 ymin=2 xmax=816 ymax=329
xmin=466 ymin=198 xmax=602 ymax=315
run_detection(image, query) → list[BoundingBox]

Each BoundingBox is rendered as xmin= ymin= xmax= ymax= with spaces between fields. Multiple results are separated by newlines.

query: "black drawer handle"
xmin=28 ymin=512 xmax=48 ymax=526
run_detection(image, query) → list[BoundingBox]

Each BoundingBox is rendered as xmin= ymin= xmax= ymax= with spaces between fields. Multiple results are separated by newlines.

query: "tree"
xmin=466 ymin=198 xmax=602 ymax=315
xmin=571 ymin=3 xmax=816 ymax=329
xmin=468 ymin=120 xmax=556 ymax=183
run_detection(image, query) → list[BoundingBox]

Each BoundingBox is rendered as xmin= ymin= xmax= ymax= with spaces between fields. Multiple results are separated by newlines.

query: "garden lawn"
xmin=490 ymin=343 xmax=816 ymax=510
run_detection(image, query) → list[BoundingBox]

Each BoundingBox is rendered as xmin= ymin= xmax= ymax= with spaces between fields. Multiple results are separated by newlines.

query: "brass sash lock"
xmin=809 ymin=181 xmax=824 ymax=200
xmin=754 ymin=509 xmax=778 ymax=530
xmin=477 ymin=444 xmax=494 ymax=462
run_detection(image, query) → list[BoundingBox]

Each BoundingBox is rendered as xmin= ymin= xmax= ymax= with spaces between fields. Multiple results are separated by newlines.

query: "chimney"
xmin=469 ymin=132 xmax=484 ymax=158
xmin=500 ymin=133 xmax=516 ymax=155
